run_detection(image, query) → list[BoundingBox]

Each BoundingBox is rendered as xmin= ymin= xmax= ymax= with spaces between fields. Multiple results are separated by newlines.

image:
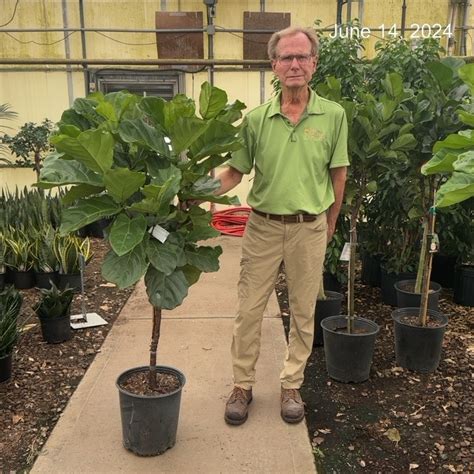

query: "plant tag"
xmin=340 ymin=242 xmax=351 ymax=261
xmin=428 ymin=233 xmax=440 ymax=253
xmin=149 ymin=225 xmax=169 ymax=243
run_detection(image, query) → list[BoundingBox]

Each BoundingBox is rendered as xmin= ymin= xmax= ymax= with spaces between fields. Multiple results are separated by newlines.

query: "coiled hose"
xmin=211 ymin=207 xmax=251 ymax=237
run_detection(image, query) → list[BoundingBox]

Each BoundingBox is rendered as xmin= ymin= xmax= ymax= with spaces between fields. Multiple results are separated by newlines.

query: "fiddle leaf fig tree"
xmin=36 ymin=83 xmax=245 ymax=388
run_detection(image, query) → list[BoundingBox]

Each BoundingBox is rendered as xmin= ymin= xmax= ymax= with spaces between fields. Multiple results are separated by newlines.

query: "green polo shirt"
xmin=229 ymin=89 xmax=349 ymax=215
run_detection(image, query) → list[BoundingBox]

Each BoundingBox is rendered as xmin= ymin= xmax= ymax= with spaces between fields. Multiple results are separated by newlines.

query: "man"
xmin=216 ymin=26 xmax=349 ymax=425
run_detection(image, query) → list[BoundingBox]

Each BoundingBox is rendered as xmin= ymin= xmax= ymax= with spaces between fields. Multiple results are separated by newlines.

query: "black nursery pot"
xmin=0 ymin=272 xmax=5 ymax=290
xmin=314 ymin=291 xmax=343 ymax=346
xmin=321 ymin=315 xmax=379 ymax=383
xmin=12 ymin=270 xmax=35 ymax=290
xmin=0 ymin=353 xmax=13 ymax=383
xmin=39 ymin=313 xmax=72 ymax=344
xmin=116 ymin=365 xmax=186 ymax=457
xmin=431 ymin=254 xmax=457 ymax=289
xmin=454 ymin=265 xmax=474 ymax=307
xmin=392 ymin=308 xmax=448 ymax=373
xmin=380 ymin=268 xmax=416 ymax=306
xmin=323 ymin=272 xmax=342 ymax=293
xmin=394 ymin=279 xmax=442 ymax=311
xmin=58 ymin=273 xmax=81 ymax=292
xmin=360 ymin=252 xmax=382 ymax=287
xmin=35 ymin=271 xmax=59 ymax=290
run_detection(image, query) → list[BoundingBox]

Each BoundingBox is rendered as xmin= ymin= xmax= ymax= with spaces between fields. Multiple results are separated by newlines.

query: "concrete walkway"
xmin=32 ymin=236 xmax=316 ymax=474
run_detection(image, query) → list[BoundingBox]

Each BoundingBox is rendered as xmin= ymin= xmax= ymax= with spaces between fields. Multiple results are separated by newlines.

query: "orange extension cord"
xmin=211 ymin=207 xmax=251 ymax=237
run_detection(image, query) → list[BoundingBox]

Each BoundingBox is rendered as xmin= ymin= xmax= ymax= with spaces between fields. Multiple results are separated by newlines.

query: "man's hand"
xmin=327 ymin=218 xmax=336 ymax=241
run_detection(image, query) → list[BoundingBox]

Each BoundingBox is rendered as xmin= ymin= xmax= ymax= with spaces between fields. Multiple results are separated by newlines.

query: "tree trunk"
xmin=348 ymin=211 xmax=357 ymax=334
xmin=149 ymin=306 xmax=162 ymax=389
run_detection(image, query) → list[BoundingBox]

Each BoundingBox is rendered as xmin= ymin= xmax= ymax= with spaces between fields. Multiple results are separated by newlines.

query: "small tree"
xmin=37 ymin=84 xmax=245 ymax=389
xmin=1 ymin=119 xmax=53 ymax=179
xmin=419 ymin=63 xmax=474 ymax=326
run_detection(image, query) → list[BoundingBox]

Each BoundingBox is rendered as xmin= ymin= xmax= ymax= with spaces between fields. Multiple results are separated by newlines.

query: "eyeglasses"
xmin=276 ymin=54 xmax=314 ymax=66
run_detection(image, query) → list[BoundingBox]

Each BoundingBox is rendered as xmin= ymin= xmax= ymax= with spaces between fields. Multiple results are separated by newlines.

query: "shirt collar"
xmin=268 ymin=88 xmax=325 ymax=118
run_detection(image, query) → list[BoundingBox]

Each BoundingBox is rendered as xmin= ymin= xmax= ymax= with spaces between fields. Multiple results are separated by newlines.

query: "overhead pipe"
xmin=447 ymin=0 xmax=457 ymax=56
xmin=61 ymin=0 xmax=74 ymax=105
xmin=401 ymin=0 xmax=407 ymax=37
xmin=260 ymin=0 xmax=265 ymax=105
xmin=78 ymin=0 xmax=89 ymax=95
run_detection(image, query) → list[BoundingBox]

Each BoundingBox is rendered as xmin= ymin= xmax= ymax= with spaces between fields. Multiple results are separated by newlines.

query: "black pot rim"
xmin=116 ymin=365 xmax=186 ymax=399
xmin=37 ymin=312 xmax=71 ymax=321
xmin=392 ymin=307 xmax=448 ymax=329
xmin=394 ymin=279 xmax=442 ymax=296
xmin=318 ymin=290 xmax=344 ymax=301
xmin=320 ymin=315 xmax=379 ymax=336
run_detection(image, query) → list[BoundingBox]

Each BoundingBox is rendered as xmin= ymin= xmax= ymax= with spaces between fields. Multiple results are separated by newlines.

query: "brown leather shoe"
xmin=224 ymin=386 xmax=252 ymax=425
xmin=281 ymin=388 xmax=305 ymax=423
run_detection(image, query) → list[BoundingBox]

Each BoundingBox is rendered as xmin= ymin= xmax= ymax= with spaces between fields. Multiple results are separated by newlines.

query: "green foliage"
xmin=0 ymin=103 xmax=18 ymax=157
xmin=1 ymin=119 xmax=53 ymax=177
xmin=37 ymin=84 xmax=246 ymax=310
xmin=0 ymin=286 xmax=23 ymax=358
xmin=53 ymin=234 xmax=91 ymax=274
xmin=33 ymin=283 xmax=74 ymax=319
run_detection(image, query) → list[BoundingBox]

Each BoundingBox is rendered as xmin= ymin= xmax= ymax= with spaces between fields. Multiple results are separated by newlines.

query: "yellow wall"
xmin=1 ymin=0 xmax=473 ymax=198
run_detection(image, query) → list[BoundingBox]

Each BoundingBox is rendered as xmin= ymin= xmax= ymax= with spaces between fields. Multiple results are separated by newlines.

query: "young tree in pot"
xmin=392 ymin=58 xmax=469 ymax=310
xmin=1 ymin=119 xmax=53 ymax=180
xmin=393 ymin=63 xmax=474 ymax=372
xmin=33 ymin=283 xmax=74 ymax=344
xmin=36 ymin=83 xmax=245 ymax=456
xmin=318 ymin=72 xmax=416 ymax=382
xmin=0 ymin=285 xmax=23 ymax=383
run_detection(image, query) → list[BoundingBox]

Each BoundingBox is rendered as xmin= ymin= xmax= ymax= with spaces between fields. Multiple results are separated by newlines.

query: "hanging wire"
xmin=5 ymin=31 xmax=77 ymax=46
xmin=0 ymin=0 xmax=20 ymax=28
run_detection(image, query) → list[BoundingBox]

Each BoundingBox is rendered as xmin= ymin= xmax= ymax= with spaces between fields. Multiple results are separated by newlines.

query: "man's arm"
xmin=215 ymin=166 xmax=243 ymax=195
xmin=327 ymin=166 xmax=347 ymax=240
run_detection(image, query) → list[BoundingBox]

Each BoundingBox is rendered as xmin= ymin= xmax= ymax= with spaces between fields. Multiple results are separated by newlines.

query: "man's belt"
xmin=252 ymin=209 xmax=318 ymax=223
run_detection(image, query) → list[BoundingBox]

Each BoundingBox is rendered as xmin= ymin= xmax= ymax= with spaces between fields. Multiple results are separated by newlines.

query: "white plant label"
xmin=149 ymin=225 xmax=170 ymax=243
xmin=340 ymin=242 xmax=351 ymax=261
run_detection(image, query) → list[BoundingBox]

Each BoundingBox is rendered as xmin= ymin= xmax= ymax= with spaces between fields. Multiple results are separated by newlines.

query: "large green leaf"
xmin=382 ymin=72 xmax=403 ymax=99
xmin=390 ymin=133 xmax=417 ymax=151
xmin=168 ymin=116 xmax=209 ymax=155
xmin=193 ymin=154 xmax=230 ymax=175
xmin=140 ymin=96 xmax=166 ymax=128
xmin=180 ymin=264 xmax=202 ymax=286
xmin=436 ymin=172 xmax=474 ymax=207
xmin=453 ymin=150 xmax=474 ymax=174
xmin=433 ymin=130 xmax=474 ymax=152
xmin=185 ymin=245 xmax=222 ymax=272
xmin=118 ymin=119 xmax=170 ymax=157
xmin=186 ymin=225 xmax=220 ymax=242
xmin=163 ymin=95 xmax=195 ymax=131
xmin=145 ymin=266 xmax=189 ymax=309
xmin=59 ymin=108 xmax=91 ymax=131
xmin=103 ymin=168 xmax=146 ymax=203
xmin=109 ymin=213 xmax=147 ymax=256
xmin=62 ymin=183 xmax=105 ymax=205
xmin=128 ymin=175 xmax=181 ymax=215
xmin=106 ymin=91 xmax=140 ymax=121
xmin=60 ymin=195 xmax=121 ymax=234
xmin=72 ymin=98 xmax=104 ymax=126
xmin=180 ymin=192 xmax=240 ymax=206
xmin=199 ymin=82 xmax=228 ymax=119
xmin=422 ymin=149 xmax=460 ymax=175
xmin=427 ymin=61 xmax=454 ymax=91
xmin=36 ymin=153 xmax=103 ymax=189
xmin=52 ymin=129 xmax=114 ymax=174
xmin=150 ymin=164 xmax=182 ymax=186
xmin=217 ymin=100 xmax=246 ymax=124
xmin=146 ymin=233 xmax=185 ymax=275
xmin=189 ymin=120 xmax=243 ymax=161
xmin=102 ymin=242 xmax=149 ymax=288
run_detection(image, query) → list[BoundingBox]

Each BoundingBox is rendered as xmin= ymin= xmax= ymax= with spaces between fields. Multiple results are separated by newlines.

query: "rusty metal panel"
xmin=155 ymin=11 xmax=204 ymax=59
xmin=243 ymin=12 xmax=291 ymax=67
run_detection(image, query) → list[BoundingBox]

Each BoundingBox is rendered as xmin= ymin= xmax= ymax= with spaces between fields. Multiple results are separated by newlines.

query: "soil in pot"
xmin=0 ymin=353 xmax=13 ymax=383
xmin=392 ymin=308 xmax=448 ymax=373
xmin=394 ymin=279 xmax=441 ymax=311
xmin=321 ymin=315 xmax=379 ymax=383
xmin=117 ymin=365 xmax=186 ymax=457
xmin=314 ymin=291 xmax=343 ymax=346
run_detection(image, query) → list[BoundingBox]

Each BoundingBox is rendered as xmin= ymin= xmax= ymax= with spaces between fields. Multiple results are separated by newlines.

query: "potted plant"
xmin=1 ymin=119 xmax=53 ymax=180
xmin=33 ymin=282 xmax=74 ymax=344
xmin=37 ymin=83 xmax=244 ymax=455
xmin=319 ymin=71 xmax=416 ymax=382
xmin=391 ymin=58 xmax=469 ymax=311
xmin=392 ymin=62 xmax=474 ymax=372
xmin=53 ymin=234 xmax=91 ymax=291
xmin=4 ymin=229 xmax=35 ymax=289
xmin=0 ymin=285 xmax=23 ymax=383
xmin=0 ymin=232 xmax=6 ymax=290
xmin=32 ymin=226 xmax=59 ymax=289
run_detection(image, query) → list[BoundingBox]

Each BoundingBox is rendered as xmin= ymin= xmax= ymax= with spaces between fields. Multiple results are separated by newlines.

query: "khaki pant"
xmin=231 ymin=211 xmax=327 ymax=390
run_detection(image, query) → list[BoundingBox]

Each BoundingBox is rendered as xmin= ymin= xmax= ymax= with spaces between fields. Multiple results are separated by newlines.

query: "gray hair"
xmin=267 ymin=26 xmax=319 ymax=60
